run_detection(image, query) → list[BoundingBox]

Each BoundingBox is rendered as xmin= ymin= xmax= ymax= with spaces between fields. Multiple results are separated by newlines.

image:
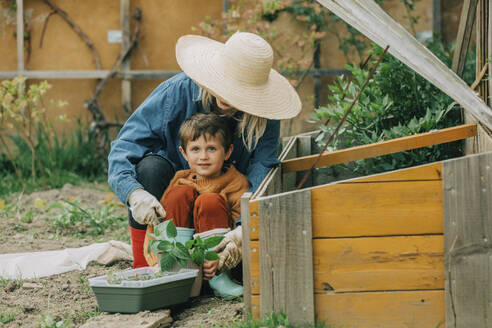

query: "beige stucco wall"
xmin=0 ymin=1 xmax=440 ymax=138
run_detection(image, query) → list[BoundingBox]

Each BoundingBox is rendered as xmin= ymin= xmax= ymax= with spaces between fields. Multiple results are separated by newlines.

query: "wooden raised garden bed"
xmin=241 ymin=123 xmax=492 ymax=327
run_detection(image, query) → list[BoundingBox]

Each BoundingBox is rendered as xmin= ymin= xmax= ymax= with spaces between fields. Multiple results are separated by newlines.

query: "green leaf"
xmin=173 ymin=242 xmax=191 ymax=260
xmin=154 ymin=221 xmax=167 ymax=238
xmin=157 ymin=240 xmax=173 ymax=252
xmin=160 ymin=253 xmax=176 ymax=272
xmin=192 ymin=248 xmax=205 ymax=265
xmin=185 ymin=239 xmax=195 ymax=249
xmin=177 ymin=257 xmax=188 ymax=268
xmin=204 ymin=236 xmax=224 ymax=249
xmin=166 ymin=220 xmax=177 ymax=238
xmin=205 ymin=251 xmax=219 ymax=261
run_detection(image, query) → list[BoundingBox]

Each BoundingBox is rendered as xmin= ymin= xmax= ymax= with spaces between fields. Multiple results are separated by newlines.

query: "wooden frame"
xmin=242 ymin=124 xmax=491 ymax=327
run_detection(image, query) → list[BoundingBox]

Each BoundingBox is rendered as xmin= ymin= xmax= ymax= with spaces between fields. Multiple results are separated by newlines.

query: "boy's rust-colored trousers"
xmin=143 ymin=185 xmax=231 ymax=266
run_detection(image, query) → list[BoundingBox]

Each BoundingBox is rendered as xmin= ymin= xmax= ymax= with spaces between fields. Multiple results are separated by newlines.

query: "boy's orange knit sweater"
xmin=161 ymin=164 xmax=250 ymax=222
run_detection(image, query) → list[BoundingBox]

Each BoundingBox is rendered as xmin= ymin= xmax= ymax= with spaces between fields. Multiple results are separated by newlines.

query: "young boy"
xmin=143 ymin=112 xmax=249 ymax=295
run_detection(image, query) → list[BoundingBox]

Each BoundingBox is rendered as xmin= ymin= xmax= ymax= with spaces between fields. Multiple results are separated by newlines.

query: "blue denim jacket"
xmin=108 ymin=73 xmax=280 ymax=217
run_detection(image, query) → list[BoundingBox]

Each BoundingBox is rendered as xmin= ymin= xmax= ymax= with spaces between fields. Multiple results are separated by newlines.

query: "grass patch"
xmin=0 ymin=120 xmax=108 ymax=198
xmin=219 ymin=312 xmax=329 ymax=328
xmin=46 ymin=201 xmax=127 ymax=238
xmin=0 ymin=310 xmax=15 ymax=324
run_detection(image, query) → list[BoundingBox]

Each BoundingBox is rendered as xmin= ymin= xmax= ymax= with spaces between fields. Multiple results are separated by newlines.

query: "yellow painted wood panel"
xmin=311 ymin=180 xmax=443 ymax=237
xmin=251 ymin=290 xmax=444 ymax=327
xmin=282 ymin=124 xmax=476 ymax=172
xmin=249 ymin=180 xmax=442 ymax=240
xmin=249 ymin=236 xmax=443 ymax=294
xmin=313 ymin=236 xmax=444 ymax=293
xmin=346 ymin=162 xmax=442 ymax=182
xmin=316 ymin=290 xmax=444 ymax=328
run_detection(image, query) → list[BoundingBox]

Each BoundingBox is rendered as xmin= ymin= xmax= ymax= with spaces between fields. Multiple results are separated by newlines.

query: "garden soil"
xmin=0 ymin=183 xmax=243 ymax=327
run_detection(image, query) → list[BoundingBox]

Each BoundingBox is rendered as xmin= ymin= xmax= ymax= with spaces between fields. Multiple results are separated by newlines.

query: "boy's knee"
xmin=163 ymin=185 xmax=196 ymax=205
xmin=195 ymin=193 xmax=226 ymax=208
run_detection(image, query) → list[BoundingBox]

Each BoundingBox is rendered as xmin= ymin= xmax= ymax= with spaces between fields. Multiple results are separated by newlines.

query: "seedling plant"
xmin=148 ymin=220 xmax=223 ymax=273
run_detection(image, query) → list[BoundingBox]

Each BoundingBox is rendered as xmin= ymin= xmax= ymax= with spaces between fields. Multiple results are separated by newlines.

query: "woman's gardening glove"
xmin=128 ymin=189 xmax=166 ymax=226
xmin=215 ymin=226 xmax=242 ymax=271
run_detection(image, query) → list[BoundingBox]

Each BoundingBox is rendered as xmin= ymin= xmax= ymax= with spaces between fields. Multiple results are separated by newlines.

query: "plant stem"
xmin=0 ymin=135 xmax=26 ymax=190
xmin=296 ymin=45 xmax=390 ymax=190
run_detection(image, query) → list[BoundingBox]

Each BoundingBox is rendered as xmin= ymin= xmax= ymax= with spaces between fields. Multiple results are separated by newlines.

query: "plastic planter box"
xmin=89 ymin=267 xmax=198 ymax=313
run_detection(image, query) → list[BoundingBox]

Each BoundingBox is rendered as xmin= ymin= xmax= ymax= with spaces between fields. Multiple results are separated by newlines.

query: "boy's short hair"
xmin=179 ymin=112 xmax=234 ymax=152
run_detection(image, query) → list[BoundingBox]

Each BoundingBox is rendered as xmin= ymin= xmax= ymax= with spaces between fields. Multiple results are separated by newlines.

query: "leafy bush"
xmin=310 ymin=39 xmax=474 ymax=175
xmin=46 ymin=200 xmax=126 ymax=238
xmin=0 ymin=120 xmax=108 ymax=197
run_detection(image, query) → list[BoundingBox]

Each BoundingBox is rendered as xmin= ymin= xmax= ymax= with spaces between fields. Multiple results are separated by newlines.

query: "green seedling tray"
xmin=89 ymin=267 xmax=198 ymax=313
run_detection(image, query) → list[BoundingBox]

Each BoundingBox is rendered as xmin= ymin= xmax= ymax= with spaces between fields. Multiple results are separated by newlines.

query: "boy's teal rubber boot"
xmin=195 ymin=228 xmax=243 ymax=299
xmin=208 ymin=270 xmax=243 ymax=299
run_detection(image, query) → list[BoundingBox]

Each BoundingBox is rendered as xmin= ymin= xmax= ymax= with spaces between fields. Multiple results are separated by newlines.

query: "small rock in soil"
xmin=4 ymin=281 xmax=19 ymax=292
xmin=22 ymin=282 xmax=43 ymax=289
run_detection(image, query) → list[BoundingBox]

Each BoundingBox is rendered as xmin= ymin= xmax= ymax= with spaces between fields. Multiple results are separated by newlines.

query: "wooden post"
xmin=296 ymin=135 xmax=313 ymax=188
xmin=258 ymin=189 xmax=314 ymax=324
xmin=443 ymin=152 xmax=492 ymax=328
xmin=240 ymin=192 xmax=253 ymax=313
xmin=476 ymin=0 xmax=489 ymax=106
xmin=16 ymin=0 xmax=24 ymax=72
xmin=451 ymin=0 xmax=478 ymax=77
xmin=489 ymin=0 xmax=492 ymax=100
xmin=433 ymin=0 xmax=441 ymax=36
xmin=121 ymin=0 xmax=132 ymax=116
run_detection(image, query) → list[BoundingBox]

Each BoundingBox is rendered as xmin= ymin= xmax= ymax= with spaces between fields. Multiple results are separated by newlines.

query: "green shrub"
xmin=0 ymin=120 xmax=107 ymax=197
xmin=310 ymin=39 xmax=475 ymax=175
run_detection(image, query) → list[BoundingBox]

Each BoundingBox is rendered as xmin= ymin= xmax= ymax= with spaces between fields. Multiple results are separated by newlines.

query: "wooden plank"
xmin=281 ymin=136 xmax=298 ymax=192
xmin=251 ymin=291 xmax=444 ymax=327
xmin=443 ymin=152 xmax=492 ymax=328
xmin=258 ymin=189 xmax=314 ymax=323
xmin=296 ymin=135 xmax=313 ymax=188
xmin=451 ymin=0 xmax=478 ymax=77
xmin=250 ymin=235 xmax=444 ymax=295
xmin=311 ymin=180 xmax=443 ymax=238
xmin=315 ymin=291 xmax=444 ymax=328
xmin=312 ymin=236 xmax=444 ymax=293
xmin=0 ymin=70 xmax=181 ymax=79
xmin=240 ymin=193 xmax=253 ymax=312
xmin=253 ymin=134 xmax=297 ymax=199
xmin=121 ymin=0 xmax=132 ymax=115
xmin=347 ymin=162 xmax=442 ymax=183
xmin=16 ymin=0 xmax=24 ymax=71
xmin=282 ymin=124 xmax=477 ymax=172
xmin=249 ymin=165 xmax=444 ymax=240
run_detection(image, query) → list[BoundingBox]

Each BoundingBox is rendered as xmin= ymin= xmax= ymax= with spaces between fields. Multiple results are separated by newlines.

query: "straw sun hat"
xmin=175 ymin=32 xmax=302 ymax=120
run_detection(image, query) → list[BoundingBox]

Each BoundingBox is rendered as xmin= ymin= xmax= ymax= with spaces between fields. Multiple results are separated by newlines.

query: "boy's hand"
xmin=128 ymin=189 xmax=166 ymax=226
xmin=215 ymin=226 xmax=242 ymax=271
xmin=203 ymin=260 xmax=218 ymax=280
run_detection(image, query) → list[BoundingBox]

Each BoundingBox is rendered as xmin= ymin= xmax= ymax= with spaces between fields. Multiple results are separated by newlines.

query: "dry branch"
xmin=41 ymin=0 xmax=102 ymax=70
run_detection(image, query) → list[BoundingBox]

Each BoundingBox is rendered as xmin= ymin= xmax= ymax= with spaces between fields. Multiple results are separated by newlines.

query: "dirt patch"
xmin=0 ymin=183 xmax=244 ymax=327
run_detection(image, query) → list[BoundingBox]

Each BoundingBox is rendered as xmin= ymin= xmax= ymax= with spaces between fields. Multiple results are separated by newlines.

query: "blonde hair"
xmin=200 ymin=88 xmax=268 ymax=151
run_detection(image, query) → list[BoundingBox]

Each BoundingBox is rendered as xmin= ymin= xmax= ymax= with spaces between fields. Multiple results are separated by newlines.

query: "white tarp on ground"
xmin=317 ymin=0 xmax=492 ymax=131
xmin=0 ymin=240 xmax=132 ymax=279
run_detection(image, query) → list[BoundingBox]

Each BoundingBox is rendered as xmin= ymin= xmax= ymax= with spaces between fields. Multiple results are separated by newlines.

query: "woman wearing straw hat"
xmin=108 ymin=32 xmax=301 ymax=297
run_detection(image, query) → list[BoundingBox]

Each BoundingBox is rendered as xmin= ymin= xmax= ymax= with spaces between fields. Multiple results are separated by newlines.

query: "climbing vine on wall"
xmin=193 ymin=0 xmax=422 ymax=89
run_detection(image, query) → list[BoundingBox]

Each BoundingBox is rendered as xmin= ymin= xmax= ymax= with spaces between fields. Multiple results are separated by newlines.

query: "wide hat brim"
xmin=176 ymin=35 xmax=302 ymax=120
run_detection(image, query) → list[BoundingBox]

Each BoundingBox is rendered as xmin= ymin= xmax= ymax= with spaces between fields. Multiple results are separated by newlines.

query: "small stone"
xmin=4 ymin=281 xmax=18 ymax=293
xmin=22 ymin=282 xmax=43 ymax=289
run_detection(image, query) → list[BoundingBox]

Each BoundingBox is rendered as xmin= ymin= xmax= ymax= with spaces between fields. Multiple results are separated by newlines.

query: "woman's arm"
xmin=107 ymin=83 xmax=171 ymax=204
